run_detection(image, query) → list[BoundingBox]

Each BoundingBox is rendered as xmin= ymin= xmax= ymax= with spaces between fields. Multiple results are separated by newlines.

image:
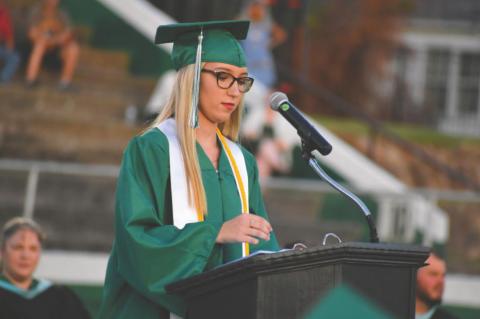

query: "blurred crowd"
xmin=2 ymin=0 xmax=297 ymax=181
xmin=0 ymin=0 xmax=79 ymax=90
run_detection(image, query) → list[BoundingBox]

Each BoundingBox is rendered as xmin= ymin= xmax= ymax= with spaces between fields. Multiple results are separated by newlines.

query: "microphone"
xmin=270 ymin=92 xmax=332 ymax=155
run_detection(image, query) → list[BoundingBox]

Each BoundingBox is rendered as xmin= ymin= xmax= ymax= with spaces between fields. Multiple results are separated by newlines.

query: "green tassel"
xmin=190 ymin=29 xmax=203 ymax=128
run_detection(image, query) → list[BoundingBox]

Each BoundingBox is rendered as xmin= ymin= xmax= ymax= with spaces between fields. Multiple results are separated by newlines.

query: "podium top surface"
xmin=167 ymin=242 xmax=429 ymax=295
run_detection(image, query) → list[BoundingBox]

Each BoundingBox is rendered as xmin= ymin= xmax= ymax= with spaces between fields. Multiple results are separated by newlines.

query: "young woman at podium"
xmin=98 ymin=20 xmax=280 ymax=319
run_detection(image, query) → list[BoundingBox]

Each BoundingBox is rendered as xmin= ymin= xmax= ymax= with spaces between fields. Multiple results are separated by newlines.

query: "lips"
xmin=221 ymin=102 xmax=236 ymax=111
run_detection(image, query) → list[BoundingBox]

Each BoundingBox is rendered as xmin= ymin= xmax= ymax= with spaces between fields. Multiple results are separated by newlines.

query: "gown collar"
xmin=196 ymin=137 xmax=229 ymax=172
xmin=0 ymin=275 xmax=52 ymax=299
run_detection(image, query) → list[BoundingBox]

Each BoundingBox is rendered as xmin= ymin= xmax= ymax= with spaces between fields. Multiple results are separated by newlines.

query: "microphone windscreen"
xmin=269 ymin=92 xmax=289 ymax=110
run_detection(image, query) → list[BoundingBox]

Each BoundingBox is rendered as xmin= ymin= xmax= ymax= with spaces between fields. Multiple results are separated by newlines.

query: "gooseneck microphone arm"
xmin=307 ymin=148 xmax=379 ymax=243
xmin=270 ymin=92 xmax=379 ymax=243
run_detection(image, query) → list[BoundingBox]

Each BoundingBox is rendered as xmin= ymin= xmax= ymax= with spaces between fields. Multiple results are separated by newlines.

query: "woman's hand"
xmin=216 ymin=214 xmax=272 ymax=245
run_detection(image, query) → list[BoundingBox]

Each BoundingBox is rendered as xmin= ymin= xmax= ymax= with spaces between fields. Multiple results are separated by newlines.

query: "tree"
xmin=296 ymin=0 xmax=412 ymax=115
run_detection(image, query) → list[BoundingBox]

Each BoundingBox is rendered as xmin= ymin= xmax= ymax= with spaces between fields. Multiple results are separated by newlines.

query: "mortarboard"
xmin=155 ymin=20 xmax=250 ymax=128
xmin=155 ymin=20 xmax=249 ymax=70
xmin=303 ymin=285 xmax=394 ymax=319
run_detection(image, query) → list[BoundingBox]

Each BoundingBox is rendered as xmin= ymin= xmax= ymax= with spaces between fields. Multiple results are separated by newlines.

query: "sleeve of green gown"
xmin=114 ymin=131 xmax=222 ymax=314
xmin=242 ymin=148 xmax=281 ymax=252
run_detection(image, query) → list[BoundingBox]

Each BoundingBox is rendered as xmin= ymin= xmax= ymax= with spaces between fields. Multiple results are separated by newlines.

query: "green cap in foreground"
xmin=303 ymin=285 xmax=395 ymax=319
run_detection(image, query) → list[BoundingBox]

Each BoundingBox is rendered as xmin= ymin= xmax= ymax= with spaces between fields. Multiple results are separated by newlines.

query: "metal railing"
xmin=1 ymin=158 xmax=479 ymax=274
xmin=0 ymin=159 xmax=118 ymax=219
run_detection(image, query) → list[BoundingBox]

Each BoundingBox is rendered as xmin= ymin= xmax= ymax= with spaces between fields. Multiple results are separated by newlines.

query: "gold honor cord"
xmin=197 ymin=205 xmax=204 ymax=222
xmin=216 ymin=128 xmax=250 ymax=257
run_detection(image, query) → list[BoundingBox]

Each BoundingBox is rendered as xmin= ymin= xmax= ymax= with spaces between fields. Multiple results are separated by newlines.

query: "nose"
xmin=227 ymin=80 xmax=241 ymax=97
xmin=20 ymin=247 xmax=36 ymax=259
xmin=20 ymin=249 xmax=29 ymax=259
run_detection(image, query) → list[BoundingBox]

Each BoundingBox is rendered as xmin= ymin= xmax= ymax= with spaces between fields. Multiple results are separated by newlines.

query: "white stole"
xmin=156 ymin=118 xmax=249 ymax=228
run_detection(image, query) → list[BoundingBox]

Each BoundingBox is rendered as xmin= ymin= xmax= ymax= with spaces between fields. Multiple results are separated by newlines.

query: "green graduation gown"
xmin=98 ymin=128 xmax=280 ymax=319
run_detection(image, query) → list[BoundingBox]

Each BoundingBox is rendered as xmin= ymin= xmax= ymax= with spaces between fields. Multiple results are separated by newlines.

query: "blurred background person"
xmin=416 ymin=252 xmax=458 ymax=319
xmin=0 ymin=0 xmax=20 ymax=84
xmin=25 ymin=0 xmax=79 ymax=90
xmin=0 ymin=217 xmax=91 ymax=319
xmin=241 ymin=0 xmax=285 ymax=90
xmin=239 ymin=0 xmax=291 ymax=183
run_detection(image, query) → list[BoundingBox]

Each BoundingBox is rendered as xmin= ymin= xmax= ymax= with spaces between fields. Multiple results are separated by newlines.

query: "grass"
xmin=313 ymin=116 xmax=480 ymax=149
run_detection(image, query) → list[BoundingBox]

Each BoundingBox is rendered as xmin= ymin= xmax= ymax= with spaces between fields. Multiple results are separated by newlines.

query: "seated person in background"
xmin=0 ymin=0 xmax=20 ymax=84
xmin=416 ymin=252 xmax=458 ymax=319
xmin=0 ymin=217 xmax=91 ymax=319
xmin=25 ymin=0 xmax=79 ymax=90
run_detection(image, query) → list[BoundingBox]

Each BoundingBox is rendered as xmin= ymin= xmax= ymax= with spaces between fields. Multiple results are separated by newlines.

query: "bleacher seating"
xmin=1 ymin=0 xmax=157 ymax=164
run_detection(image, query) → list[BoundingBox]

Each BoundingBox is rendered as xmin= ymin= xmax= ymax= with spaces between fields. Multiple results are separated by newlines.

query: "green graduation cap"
xmin=155 ymin=20 xmax=250 ymax=128
xmin=303 ymin=285 xmax=395 ymax=319
xmin=155 ymin=20 xmax=249 ymax=70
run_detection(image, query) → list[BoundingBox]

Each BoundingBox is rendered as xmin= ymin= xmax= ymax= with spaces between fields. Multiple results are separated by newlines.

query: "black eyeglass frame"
xmin=201 ymin=68 xmax=254 ymax=93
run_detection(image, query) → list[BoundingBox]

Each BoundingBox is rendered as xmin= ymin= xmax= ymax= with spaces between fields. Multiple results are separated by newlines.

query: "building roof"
xmin=411 ymin=0 xmax=480 ymax=24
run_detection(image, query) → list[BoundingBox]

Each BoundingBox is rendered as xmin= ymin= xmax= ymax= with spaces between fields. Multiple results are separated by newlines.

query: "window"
xmin=424 ymin=49 xmax=451 ymax=116
xmin=458 ymin=53 xmax=480 ymax=115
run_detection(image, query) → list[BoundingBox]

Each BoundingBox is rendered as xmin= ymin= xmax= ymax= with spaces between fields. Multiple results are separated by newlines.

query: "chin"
xmin=13 ymin=270 xmax=34 ymax=281
xmin=213 ymin=114 xmax=232 ymax=125
xmin=418 ymin=290 xmax=443 ymax=308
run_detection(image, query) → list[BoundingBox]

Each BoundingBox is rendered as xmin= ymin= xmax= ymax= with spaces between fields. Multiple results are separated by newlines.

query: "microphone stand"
xmin=300 ymin=140 xmax=380 ymax=243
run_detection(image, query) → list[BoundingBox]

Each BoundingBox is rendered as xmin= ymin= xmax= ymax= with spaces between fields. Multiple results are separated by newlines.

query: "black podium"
xmin=167 ymin=242 xmax=429 ymax=319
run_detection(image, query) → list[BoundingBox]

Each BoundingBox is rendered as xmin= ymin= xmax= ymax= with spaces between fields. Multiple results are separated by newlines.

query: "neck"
xmin=195 ymin=118 xmax=218 ymax=147
xmin=2 ymin=271 xmax=32 ymax=290
xmin=415 ymin=298 xmax=430 ymax=314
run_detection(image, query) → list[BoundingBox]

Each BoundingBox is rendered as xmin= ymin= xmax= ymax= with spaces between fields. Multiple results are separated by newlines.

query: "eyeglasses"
xmin=201 ymin=69 xmax=254 ymax=93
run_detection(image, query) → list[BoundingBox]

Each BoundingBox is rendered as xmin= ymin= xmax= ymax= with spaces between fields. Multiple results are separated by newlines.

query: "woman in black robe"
xmin=0 ymin=217 xmax=91 ymax=319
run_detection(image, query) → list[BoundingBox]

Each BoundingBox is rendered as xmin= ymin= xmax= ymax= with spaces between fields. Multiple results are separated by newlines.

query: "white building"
xmin=388 ymin=0 xmax=480 ymax=136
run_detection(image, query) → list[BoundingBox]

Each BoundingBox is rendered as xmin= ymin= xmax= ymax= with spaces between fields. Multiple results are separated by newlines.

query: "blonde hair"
xmin=148 ymin=64 xmax=245 ymax=215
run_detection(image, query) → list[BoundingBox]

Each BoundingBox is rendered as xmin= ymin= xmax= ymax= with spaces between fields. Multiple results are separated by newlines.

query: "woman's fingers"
xmin=216 ymin=213 xmax=273 ymax=244
xmin=249 ymin=215 xmax=272 ymax=233
xmin=246 ymin=227 xmax=270 ymax=242
xmin=242 ymin=235 xmax=259 ymax=245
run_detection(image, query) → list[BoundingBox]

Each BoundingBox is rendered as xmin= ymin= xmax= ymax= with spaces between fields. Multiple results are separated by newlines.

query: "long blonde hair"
xmin=148 ymin=64 xmax=245 ymax=215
